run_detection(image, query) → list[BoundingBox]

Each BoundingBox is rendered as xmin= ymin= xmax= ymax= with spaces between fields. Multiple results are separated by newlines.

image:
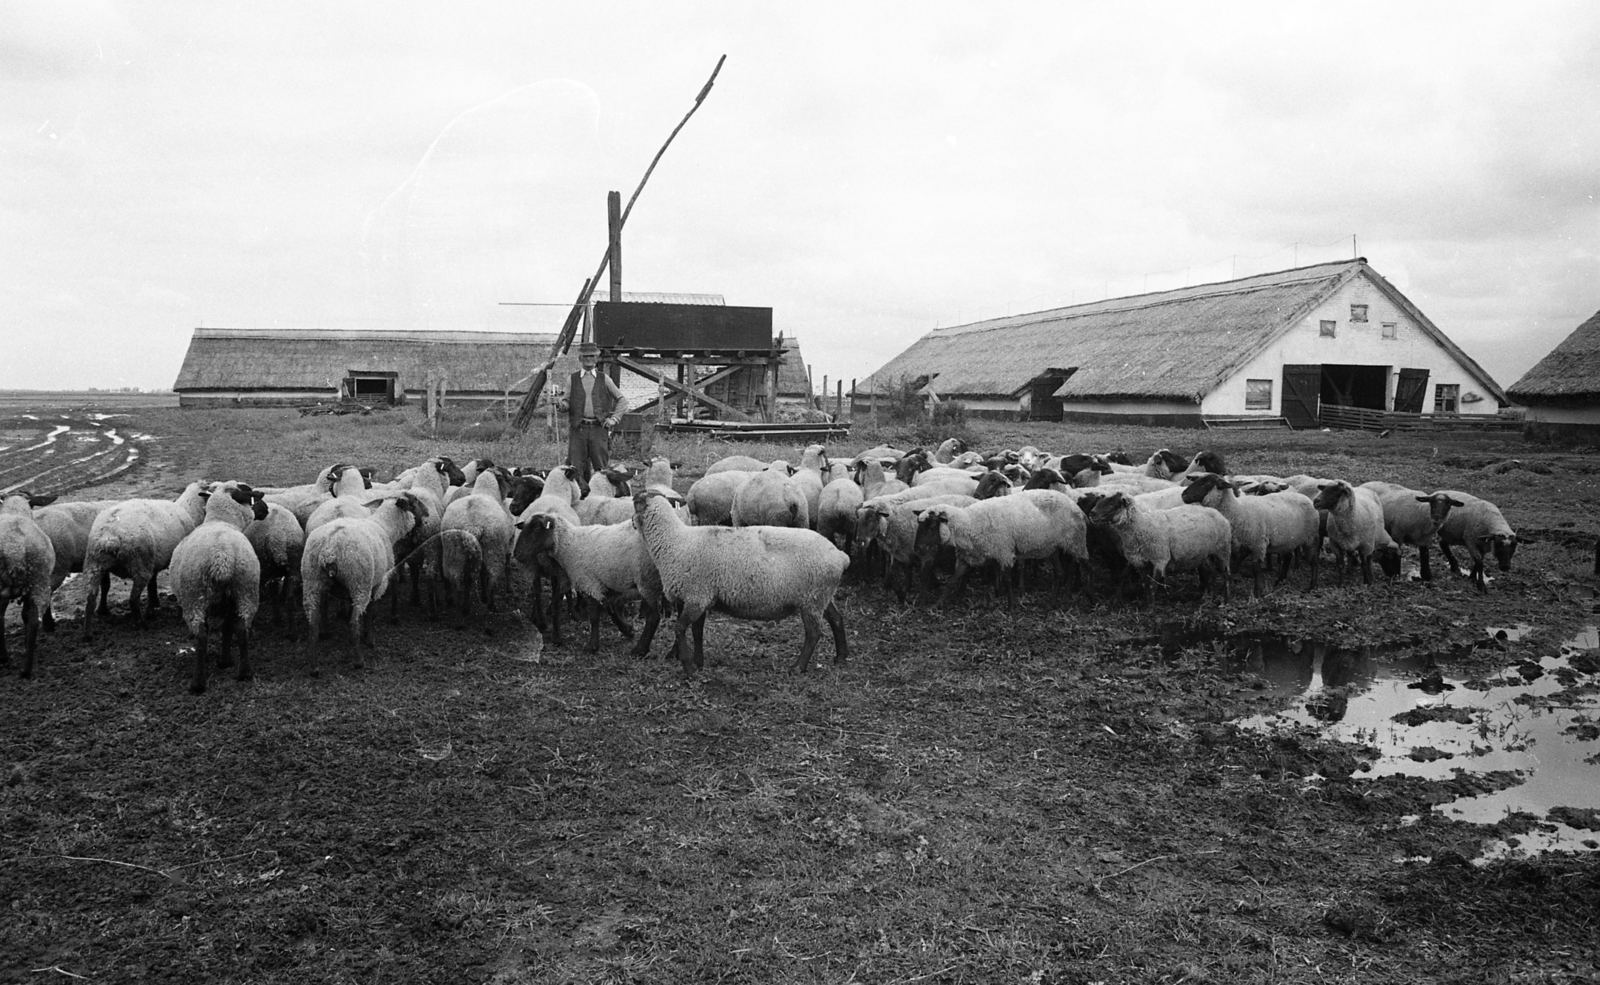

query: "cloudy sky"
xmin=3 ymin=1 xmax=1596 ymax=394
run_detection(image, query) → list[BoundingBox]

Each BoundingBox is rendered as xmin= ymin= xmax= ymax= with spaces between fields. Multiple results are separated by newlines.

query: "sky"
xmin=2 ymin=1 xmax=1597 ymax=395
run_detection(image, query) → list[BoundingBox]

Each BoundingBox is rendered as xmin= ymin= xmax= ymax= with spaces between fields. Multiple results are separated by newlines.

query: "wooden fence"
xmin=1319 ymin=404 xmax=1521 ymax=432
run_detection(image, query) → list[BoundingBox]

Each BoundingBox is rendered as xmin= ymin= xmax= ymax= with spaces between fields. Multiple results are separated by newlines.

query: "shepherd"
xmin=559 ymin=341 xmax=630 ymax=482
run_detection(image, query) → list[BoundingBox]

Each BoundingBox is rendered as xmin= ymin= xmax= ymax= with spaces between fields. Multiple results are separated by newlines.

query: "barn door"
xmin=1394 ymin=368 xmax=1429 ymax=413
xmin=1281 ymin=365 xmax=1321 ymax=429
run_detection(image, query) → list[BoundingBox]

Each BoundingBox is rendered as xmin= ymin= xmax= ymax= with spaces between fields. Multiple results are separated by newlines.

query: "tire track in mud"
xmin=0 ymin=413 xmax=147 ymax=495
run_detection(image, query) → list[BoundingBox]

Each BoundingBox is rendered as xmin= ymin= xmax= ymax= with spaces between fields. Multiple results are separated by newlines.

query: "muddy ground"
xmin=3 ymin=404 xmax=1599 ymax=984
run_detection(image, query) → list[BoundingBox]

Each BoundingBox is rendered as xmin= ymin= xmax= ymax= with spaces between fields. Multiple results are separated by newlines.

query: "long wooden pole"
xmin=511 ymin=54 xmax=727 ymax=431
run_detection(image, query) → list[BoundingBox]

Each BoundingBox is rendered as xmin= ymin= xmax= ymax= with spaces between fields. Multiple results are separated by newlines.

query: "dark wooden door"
xmin=1394 ymin=368 xmax=1429 ymax=413
xmin=1281 ymin=365 xmax=1321 ymax=428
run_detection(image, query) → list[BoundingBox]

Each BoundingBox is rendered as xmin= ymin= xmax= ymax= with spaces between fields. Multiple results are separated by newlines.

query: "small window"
xmin=1434 ymin=384 xmax=1460 ymax=414
xmin=1319 ymin=319 xmax=1337 ymax=337
xmin=1245 ymin=379 xmax=1272 ymax=410
xmin=1381 ymin=321 xmax=1397 ymax=339
xmin=1350 ymin=303 xmax=1368 ymax=323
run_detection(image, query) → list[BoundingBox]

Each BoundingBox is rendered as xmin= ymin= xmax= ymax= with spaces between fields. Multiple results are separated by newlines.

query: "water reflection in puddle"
xmin=1212 ymin=625 xmax=1600 ymax=860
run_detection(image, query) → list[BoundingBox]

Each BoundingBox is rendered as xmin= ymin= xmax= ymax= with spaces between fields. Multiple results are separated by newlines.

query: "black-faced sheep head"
xmin=1311 ymin=482 xmax=1351 ymax=513
xmin=1054 ymin=454 xmax=1103 ymax=481
xmin=513 ymin=513 xmax=560 ymax=560
xmin=221 ymin=482 xmax=269 ymax=521
xmin=1152 ymin=449 xmax=1189 ymax=475
xmin=1104 ymin=450 xmax=1135 ymax=466
xmin=14 ymin=490 xmax=58 ymax=508
xmin=1023 ymin=467 xmax=1068 ymax=490
xmin=1087 ymin=491 xmax=1132 ymax=524
xmin=1484 ymin=533 xmax=1518 ymax=572
xmin=1189 ymin=450 xmax=1227 ymax=476
xmin=914 ymin=507 xmax=951 ymax=555
xmin=1416 ymin=492 xmax=1467 ymax=527
xmin=323 ymin=464 xmax=352 ymax=490
xmin=973 ymin=471 xmax=1012 ymax=500
xmin=506 ymin=475 xmax=546 ymax=517
xmin=1180 ymin=472 xmax=1233 ymax=506
xmin=357 ymin=467 xmax=375 ymax=489
xmin=434 ymin=456 xmax=467 ymax=487
xmin=1375 ymin=543 xmax=1403 ymax=578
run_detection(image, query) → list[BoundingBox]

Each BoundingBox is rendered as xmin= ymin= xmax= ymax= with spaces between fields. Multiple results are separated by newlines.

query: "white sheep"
xmin=440 ymin=468 xmax=515 ymax=617
xmin=1433 ymin=490 xmax=1517 ymax=593
xmin=731 ymin=460 xmax=809 ymax=529
xmin=300 ymin=491 xmax=430 ymax=675
xmin=817 ymin=476 xmax=865 ymax=556
xmin=632 ymin=490 xmax=850 ymax=675
xmin=932 ymin=438 xmax=967 ymax=464
xmin=81 ymin=481 xmax=208 ymax=638
xmin=911 ymin=466 xmax=983 ymax=489
xmin=686 ymin=469 xmax=754 ymax=526
xmin=576 ymin=467 xmax=638 ymax=526
xmin=29 ymin=498 xmax=117 ymax=629
xmin=1311 ymin=480 xmax=1398 ymax=586
xmin=704 ymin=454 xmax=769 ymax=475
xmin=915 ymin=489 xmax=1091 ymax=609
xmin=1087 ymin=490 xmax=1232 ymax=602
xmin=266 ymin=463 xmax=368 ymax=529
xmin=243 ymin=502 xmax=304 ymax=627
xmin=1357 ymin=481 xmax=1465 ymax=582
xmin=170 ymin=482 xmax=268 ymax=694
xmin=1182 ymin=473 xmax=1319 ymax=596
xmin=304 ymin=464 xmax=380 ymax=536
xmin=792 ymin=445 xmax=830 ymax=529
xmin=1 ymin=493 xmax=58 ymax=679
xmin=874 ymin=493 xmax=975 ymax=602
xmin=513 ymin=512 xmax=664 ymax=653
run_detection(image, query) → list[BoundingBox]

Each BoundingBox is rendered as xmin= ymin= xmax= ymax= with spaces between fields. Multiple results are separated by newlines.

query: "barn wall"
xmin=1201 ymin=272 xmax=1499 ymax=416
xmin=1523 ymin=404 xmax=1600 ymax=445
xmin=1059 ymin=399 xmax=1205 ymax=428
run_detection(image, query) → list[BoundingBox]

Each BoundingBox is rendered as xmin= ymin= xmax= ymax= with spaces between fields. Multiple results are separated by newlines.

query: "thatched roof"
xmin=173 ymin=328 xmax=575 ymax=393
xmin=861 ymin=260 xmax=1506 ymax=404
xmin=1507 ymin=309 xmax=1600 ymax=403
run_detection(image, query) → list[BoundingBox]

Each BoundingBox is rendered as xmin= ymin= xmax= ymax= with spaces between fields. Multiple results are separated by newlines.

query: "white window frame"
xmin=1381 ymin=321 xmax=1397 ymax=339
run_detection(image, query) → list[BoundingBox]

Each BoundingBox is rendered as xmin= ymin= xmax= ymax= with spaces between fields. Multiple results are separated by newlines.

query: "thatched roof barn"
xmin=1507 ymin=308 xmax=1600 ymax=443
xmin=173 ymin=328 xmax=576 ymax=408
xmin=860 ymin=259 xmax=1506 ymax=428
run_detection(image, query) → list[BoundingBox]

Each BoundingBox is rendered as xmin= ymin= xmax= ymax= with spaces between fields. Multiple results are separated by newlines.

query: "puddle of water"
xmin=1212 ymin=625 xmax=1600 ymax=860
xmin=22 ymin=424 xmax=71 ymax=452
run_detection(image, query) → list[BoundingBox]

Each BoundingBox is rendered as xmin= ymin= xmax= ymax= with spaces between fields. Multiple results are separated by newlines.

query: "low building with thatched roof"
xmin=172 ymin=328 xmax=577 ymax=409
xmin=172 ymin=321 xmax=814 ymax=417
xmin=1507 ymin=308 xmax=1600 ymax=444
xmin=859 ymin=259 xmax=1507 ymax=428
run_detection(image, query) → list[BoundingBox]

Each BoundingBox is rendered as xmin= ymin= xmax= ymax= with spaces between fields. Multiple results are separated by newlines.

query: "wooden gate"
xmin=1281 ymin=365 xmax=1321 ymax=429
xmin=1394 ymin=368 xmax=1429 ymax=413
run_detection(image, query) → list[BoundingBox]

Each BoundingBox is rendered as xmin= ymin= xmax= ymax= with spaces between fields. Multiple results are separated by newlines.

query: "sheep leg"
xmin=81 ymin=568 xmax=101 ymax=640
xmin=691 ymin=613 xmax=707 ymax=670
xmin=670 ymin=606 xmax=701 ymax=675
xmin=41 ymin=598 xmax=55 ymax=633
xmin=0 ymin=600 xmax=9 ymax=669
xmin=128 ymin=576 xmax=148 ymax=627
xmin=1047 ymin=553 xmax=1066 ymax=607
xmin=1438 ymin=541 xmax=1465 ymax=576
xmin=214 ymin=608 xmax=235 ymax=670
xmin=629 ymin=599 xmax=661 ymax=659
xmin=190 ymin=620 xmax=210 ymax=695
xmin=823 ymin=600 xmax=849 ymax=664
xmin=1471 ymin=557 xmax=1488 ymax=594
xmin=585 ymin=597 xmax=602 ymax=653
xmin=1359 ymin=550 xmax=1373 ymax=586
xmin=1418 ymin=544 xmax=1433 ymax=582
xmin=350 ymin=603 xmax=370 ymax=668
xmin=794 ymin=610 xmax=822 ymax=673
xmin=20 ymin=597 xmax=39 ymax=678
xmin=547 ymin=572 xmax=564 ymax=645
xmin=146 ymin=576 xmax=161 ymax=614
xmin=937 ymin=559 xmax=972 ymax=608
xmin=1001 ymin=563 xmax=1016 ymax=612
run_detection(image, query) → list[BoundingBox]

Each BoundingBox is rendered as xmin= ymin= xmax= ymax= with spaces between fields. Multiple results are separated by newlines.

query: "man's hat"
xmin=578 ymin=341 xmax=601 ymax=357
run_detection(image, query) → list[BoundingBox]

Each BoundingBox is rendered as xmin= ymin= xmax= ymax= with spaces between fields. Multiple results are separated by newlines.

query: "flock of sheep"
xmin=0 ymin=434 xmax=1518 ymax=693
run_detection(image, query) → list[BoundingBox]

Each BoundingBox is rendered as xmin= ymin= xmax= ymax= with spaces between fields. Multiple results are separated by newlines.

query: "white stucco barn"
xmin=860 ymin=259 xmax=1507 ymax=428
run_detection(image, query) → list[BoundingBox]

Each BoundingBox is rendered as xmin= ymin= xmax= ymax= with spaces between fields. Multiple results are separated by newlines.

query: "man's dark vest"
xmin=568 ymin=371 xmax=617 ymax=425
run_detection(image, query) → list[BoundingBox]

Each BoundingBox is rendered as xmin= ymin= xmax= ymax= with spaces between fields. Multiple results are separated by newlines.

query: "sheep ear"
xmin=360 ymin=498 xmax=386 ymax=510
xmin=1448 ymin=497 xmax=1466 ymax=508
